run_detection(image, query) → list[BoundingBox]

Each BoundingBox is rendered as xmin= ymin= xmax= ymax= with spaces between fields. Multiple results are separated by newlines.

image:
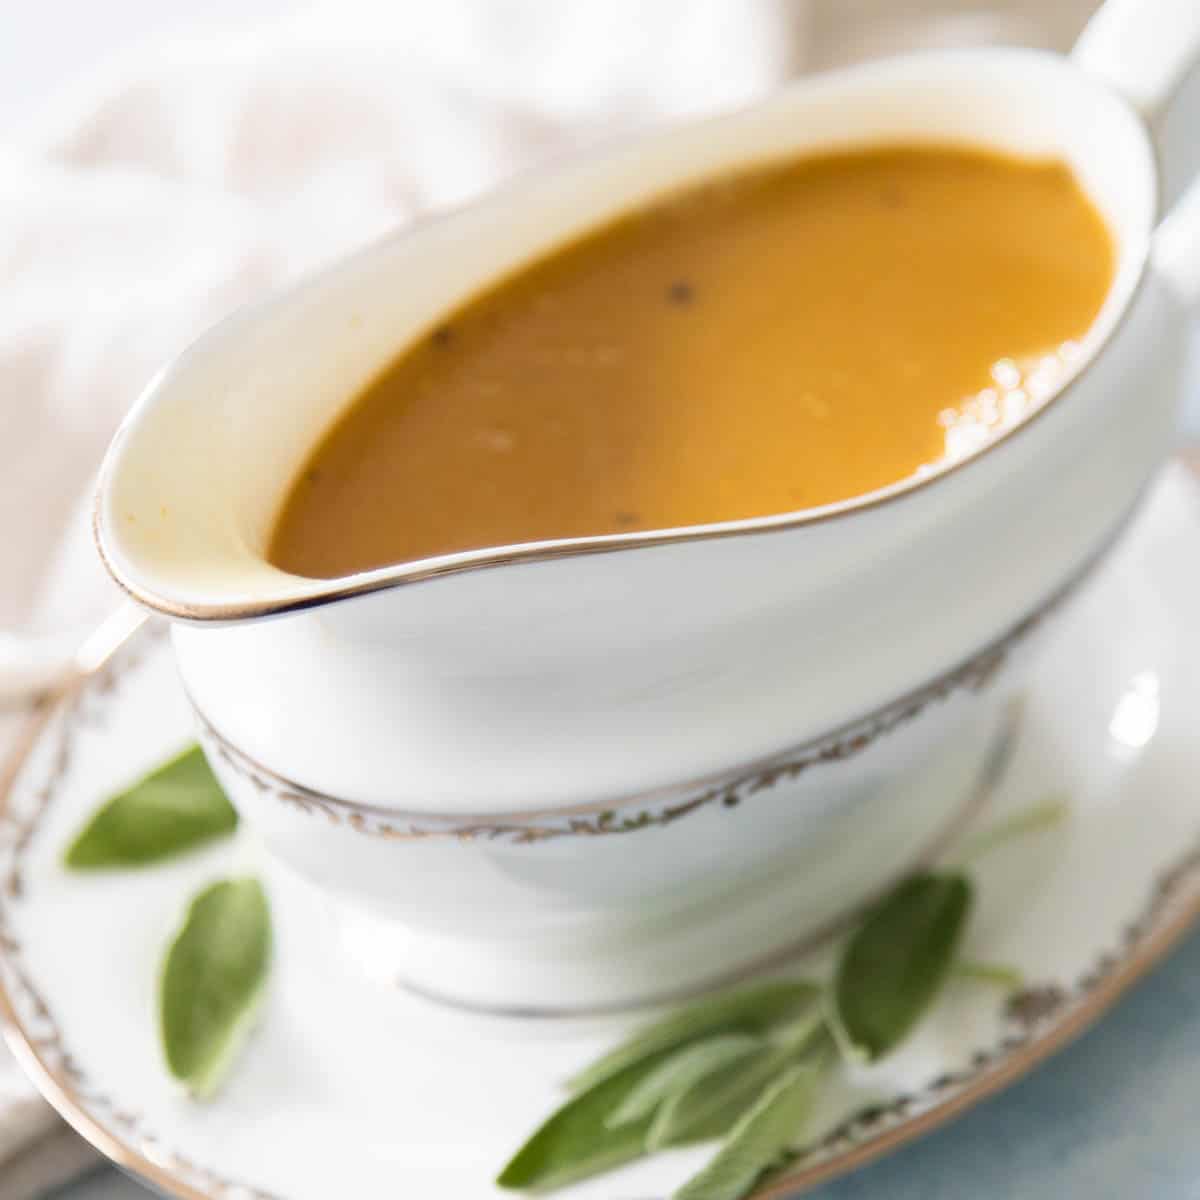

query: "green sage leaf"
xmin=954 ymin=960 xmax=1023 ymax=990
xmin=673 ymin=1057 xmax=826 ymax=1200
xmin=649 ymin=1046 xmax=784 ymax=1150
xmin=833 ymin=872 xmax=972 ymax=1061
xmin=567 ymin=980 xmax=820 ymax=1094
xmin=160 ymin=877 xmax=271 ymax=1098
xmin=606 ymin=1033 xmax=764 ymax=1129
xmin=65 ymin=745 xmax=237 ymax=869
xmin=497 ymin=1049 xmax=674 ymax=1192
xmin=648 ymin=1011 xmax=825 ymax=1150
xmin=954 ymin=795 xmax=1070 ymax=864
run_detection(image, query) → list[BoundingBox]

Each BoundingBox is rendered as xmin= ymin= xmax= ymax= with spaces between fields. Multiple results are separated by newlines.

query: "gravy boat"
xmin=94 ymin=0 xmax=1200 ymax=1013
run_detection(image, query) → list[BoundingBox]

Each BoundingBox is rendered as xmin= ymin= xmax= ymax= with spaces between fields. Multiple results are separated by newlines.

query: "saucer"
xmin=3 ymin=465 xmax=1200 ymax=1200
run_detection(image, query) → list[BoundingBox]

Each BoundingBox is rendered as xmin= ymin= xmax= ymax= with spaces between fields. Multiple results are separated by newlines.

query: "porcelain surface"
xmin=5 ymin=466 xmax=1200 ymax=1200
xmin=48 ymin=920 xmax=1200 ymax=1200
xmin=88 ymin=21 xmax=1200 ymax=1008
xmin=97 ymin=37 xmax=1196 ymax=815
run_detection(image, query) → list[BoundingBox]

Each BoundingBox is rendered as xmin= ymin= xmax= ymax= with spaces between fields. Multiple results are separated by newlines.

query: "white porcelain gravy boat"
xmin=90 ymin=0 xmax=1200 ymax=1013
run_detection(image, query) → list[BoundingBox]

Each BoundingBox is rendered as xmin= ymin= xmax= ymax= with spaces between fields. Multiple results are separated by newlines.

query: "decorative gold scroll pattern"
xmin=194 ymin=493 xmax=1139 ymax=844
xmin=195 ymin=610 xmax=1019 ymax=845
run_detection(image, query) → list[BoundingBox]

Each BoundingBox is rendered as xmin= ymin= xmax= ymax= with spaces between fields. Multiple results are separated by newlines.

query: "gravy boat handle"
xmin=1075 ymin=0 xmax=1200 ymax=308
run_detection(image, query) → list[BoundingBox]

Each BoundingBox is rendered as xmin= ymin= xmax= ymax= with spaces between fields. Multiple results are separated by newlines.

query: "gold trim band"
xmin=190 ymin=499 xmax=1133 ymax=842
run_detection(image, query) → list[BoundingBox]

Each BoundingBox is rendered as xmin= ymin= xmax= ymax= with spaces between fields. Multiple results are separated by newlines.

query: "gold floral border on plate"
xmin=2 ymin=613 xmax=1200 ymax=1200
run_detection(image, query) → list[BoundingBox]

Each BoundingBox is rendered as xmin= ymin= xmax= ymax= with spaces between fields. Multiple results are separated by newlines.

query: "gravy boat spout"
xmin=94 ymin=14 xmax=1200 ymax=1013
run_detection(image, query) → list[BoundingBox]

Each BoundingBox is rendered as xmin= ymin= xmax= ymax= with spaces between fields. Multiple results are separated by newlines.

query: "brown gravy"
xmin=270 ymin=145 xmax=1113 ymax=578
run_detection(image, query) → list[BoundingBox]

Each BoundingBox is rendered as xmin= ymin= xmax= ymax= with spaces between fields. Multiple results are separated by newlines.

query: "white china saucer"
xmin=3 ymin=465 xmax=1200 ymax=1200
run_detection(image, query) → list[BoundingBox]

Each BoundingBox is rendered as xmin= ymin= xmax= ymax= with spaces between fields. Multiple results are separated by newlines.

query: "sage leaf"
xmin=649 ymin=1046 xmax=784 ymax=1150
xmin=606 ymin=1034 xmax=764 ymax=1129
xmin=497 ymin=1049 xmax=674 ymax=1192
xmin=65 ymin=745 xmax=237 ymax=869
xmin=673 ymin=1058 xmax=825 ymax=1200
xmin=954 ymin=960 xmax=1023 ymax=990
xmin=567 ymin=980 xmax=820 ymax=1094
xmin=954 ymin=795 xmax=1070 ymax=864
xmin=833 ymin=872 xmax=972 ymax=1061
xmin=648 ymin=1012 xmax=825 ymax=1150
xmin=160 ymin=877 xmax=271 ymax=1099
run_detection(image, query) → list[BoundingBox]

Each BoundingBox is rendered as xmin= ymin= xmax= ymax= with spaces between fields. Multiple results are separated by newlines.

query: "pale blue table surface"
xmin=45 ymin=920 xmax=1200 ymax=1199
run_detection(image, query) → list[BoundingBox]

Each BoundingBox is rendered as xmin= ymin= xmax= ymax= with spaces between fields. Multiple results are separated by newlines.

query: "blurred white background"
xmin=1 ymin=1 xmax=296 ymax=131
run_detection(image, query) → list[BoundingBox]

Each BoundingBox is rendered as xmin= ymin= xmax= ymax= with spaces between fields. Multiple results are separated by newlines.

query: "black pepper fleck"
xmin=304 ymin=468 xmax=322 ymax=485
xmin=431 ymin=324 xmax=455 ymax=346
xmin=614 ymin=511 xmax=639 ymax=527
xmin=666 ymin=280 xmax=695 ymax=305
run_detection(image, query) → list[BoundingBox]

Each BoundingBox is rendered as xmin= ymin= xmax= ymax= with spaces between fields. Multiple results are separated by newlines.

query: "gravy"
xmin=270 ymin=145 xmax=1113 ymax=578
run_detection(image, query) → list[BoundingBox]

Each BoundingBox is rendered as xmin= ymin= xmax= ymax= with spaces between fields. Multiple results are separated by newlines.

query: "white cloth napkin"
xmin=1 ymin=2 xmax=1121 ymax=1195
xmin=0 ymin=0 xmax=804 ymax=637
xmin=0 ymin=3 xmax=805 ymax=1194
